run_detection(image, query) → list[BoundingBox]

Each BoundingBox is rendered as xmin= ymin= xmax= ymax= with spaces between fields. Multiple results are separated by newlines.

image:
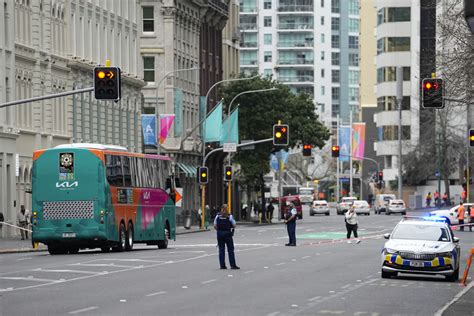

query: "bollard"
xmin=184 ymin=214 xmax=192 ymax=229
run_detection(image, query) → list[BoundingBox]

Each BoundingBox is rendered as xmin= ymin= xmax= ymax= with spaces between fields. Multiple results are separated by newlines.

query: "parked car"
xmin=429 ymin=203 xmax=472 ymax=225
xmin=386 ymin=199 xmax=407 ymax=215
xmin=310 ymin=200 xmax=330 ymax=216
xmin=336 ymin=197 xmax=357 ymax=215
xmin=353 ymin=200 xmax=370 ymax=215
xmin=381 ymin=216 xmax=460 ymax=282
xmin=374 ymin=194 xmax=396 ymax=214
xmin=298 ymin=187 xmax=315 ymax=205
xmin=274 ymin=195 xmax=303 ymax=220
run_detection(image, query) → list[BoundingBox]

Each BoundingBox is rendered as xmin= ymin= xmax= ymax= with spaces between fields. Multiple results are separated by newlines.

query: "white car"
xmin=386 ymin=199 xmax=407 ymax=215
xmin=310 ymin=200 xmax=329 ymax=216
xmin=429 ymin=204 xmax=472 ymax=225
xmin=353 ymin=200 xmax=370 ymax=216
xmin=381 ymin=217 xmax=460 ymax=281
xmin=337 ymin=197 xmax=357 ymax=215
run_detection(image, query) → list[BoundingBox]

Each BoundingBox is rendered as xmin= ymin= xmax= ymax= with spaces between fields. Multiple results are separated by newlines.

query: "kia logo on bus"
xmin=56 ymin=181 xmax=79 ymax=188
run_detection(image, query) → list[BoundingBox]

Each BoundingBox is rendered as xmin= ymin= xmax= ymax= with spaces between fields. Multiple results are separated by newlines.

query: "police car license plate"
xmin=62 ymin=233 xmax=76 ymax=238
xmin=409 ymin=261 xmax=424 ymax=267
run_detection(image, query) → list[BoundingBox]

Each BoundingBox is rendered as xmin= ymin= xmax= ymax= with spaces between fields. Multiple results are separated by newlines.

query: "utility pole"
xmin=349 ymin=109 xmax=353 ymax=196
xmin=396 ymin=67 xmax=403 ymax=200
xmin=336 ymin=114 xmax=340 ymax=202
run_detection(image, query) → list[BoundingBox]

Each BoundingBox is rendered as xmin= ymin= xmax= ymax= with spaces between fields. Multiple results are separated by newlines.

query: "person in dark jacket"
xmin=214 ymin=204 xmax=240 ymax=269
xmin=284 ymin=202 xmax=297 ymax=246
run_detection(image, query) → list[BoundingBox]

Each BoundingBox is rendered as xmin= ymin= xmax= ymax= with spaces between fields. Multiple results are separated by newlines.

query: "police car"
xmin=381 ymin=216 xmax=460 ymax=281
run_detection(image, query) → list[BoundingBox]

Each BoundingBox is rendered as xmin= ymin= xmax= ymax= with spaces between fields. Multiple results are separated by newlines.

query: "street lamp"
xmin=226 ymin=87 xmax=278 ymax=118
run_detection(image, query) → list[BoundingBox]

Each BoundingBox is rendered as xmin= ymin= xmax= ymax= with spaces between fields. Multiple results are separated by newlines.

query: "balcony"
xmin=277 ymin=40 xmax=314 ymax=49
xmin=240 ymin=23 xmax=258 ymax=31
xmin=278 ymin=75 xmax=314 ymax=84
xmin=240 ymin=59 xmax=258 ymax=66
xmin=277 ymin=23 xmax=313 ymax=30
xmin=240 ymin=41 xmax=258 ymax=48
xmin=277 ymin=5 xmax=313 ymax=13
xmin=240 ymin=6 xmax=258 ymax=13
xmin=277 ymin=58 xmax=314 ymax=66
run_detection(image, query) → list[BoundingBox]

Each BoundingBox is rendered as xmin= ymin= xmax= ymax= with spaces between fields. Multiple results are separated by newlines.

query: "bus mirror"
xmin=175 ymin=178 xmax=181 ymax=188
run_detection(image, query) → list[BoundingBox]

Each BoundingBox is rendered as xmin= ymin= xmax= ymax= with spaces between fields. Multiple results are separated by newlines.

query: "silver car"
xmin=386 ymin=199 xmax=407 ymax=215
xmin=381 ymin=217 xmax=460 ymax=281
xmin=353 ymin=200 xmax=370 ymax=216
xmin=310 ymin=200 xmax=330 ymax=216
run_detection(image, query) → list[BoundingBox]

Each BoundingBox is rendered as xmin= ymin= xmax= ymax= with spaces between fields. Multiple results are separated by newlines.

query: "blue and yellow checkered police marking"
xmin=384 ymin=255 xmax=452 ymax=267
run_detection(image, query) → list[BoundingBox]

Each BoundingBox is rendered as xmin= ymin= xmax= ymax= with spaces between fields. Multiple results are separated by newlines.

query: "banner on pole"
xmin=339 ymin=126 xmax=350 ymax=162
xmin=174 ymin=89 xmax=183 ymax=137
xmin=159 ymin=114 xmax=175 ymax=145
xmin=141 ymin=114 xmax=157 ymax=146
xmin=352 ymin=123 xmax=366 ymax=160
xmin=204 ymin=101 xmax=223 ymax=143
xmin=220 ymin=108 xmax=239 ymax=145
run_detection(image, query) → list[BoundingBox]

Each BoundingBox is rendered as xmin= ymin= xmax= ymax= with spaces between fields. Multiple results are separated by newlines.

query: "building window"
xmin=264 ymin=0 xmax=271 ymax=9
xmin=321 ymin=34 xmax=325 ymax=43
xmin=332 ymin=70 xmax=340 ymax=83
xmin=349 ymin=53 xmax=359 ymax=66
xmin=332 ymin=87 xmax=340 ymax=100
xmin=321 ymin=86 xmax=325 ymax=96
xmin=143 ymin=57 xmax=155 ymax=82
xmin=348 ymin=18 xmax=359 ymax=32
xmin=264 ymin=16 xmax=272 ymax=27
xmin=348 ymin=0 xmax=359 ymax=15
xmin=331 ymin=17 xmax=339 ymax=31
xmin=263 ymin=69 xmax=272 ymax=76
xmin=264 ymin=51 xmax=272 ymax=62
xmin=331 ymin=0 xmax=340 ymax=13
xmin=378 ymin=126 xmax=411 ymax=141
xmin=331 ymin=35 xmax=340 ymax=48
xmin=377 ymin=37 xmax=410 ymax=54
xmin=264 ymin=34 xmax=272 ymax=45
xmin=321 ymin=0 xmax=325 ymax=7
xmin=321 ymin=51 xmax=325 ymax=60
xmin=377 ymin=96 xmax=411 ymax=111
xmin=142 ymin=6 xmax=154 ymax=33
xmin=349 ymin=36 xmax=359 ymax=49
xmin=377 ymin=67 xmax=410 ymax=83
xmin=321 ymin=69 xmax=325 ymax=78
xmin=349 ymin=87 xmax=359 ymax=101
xmin=332 ymin=52 xmax=340 ymax=65
xmin=332 ymin=104 xmax=340 ymax=117
xmin=377 ymin=7 xmax=411 ymax=25
xmin=349 ymin=70 xmax=359 ymax=84
xmin=321 ymin=16 xmax=325 ymax=25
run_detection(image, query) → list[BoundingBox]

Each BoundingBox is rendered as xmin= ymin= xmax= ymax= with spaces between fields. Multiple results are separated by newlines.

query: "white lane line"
xmin=146 ymin=291 xmax=167 ymax=297
xmin=97 ymin=259 xmax=166 ymax=263
xmin=182 ymin=285 xmax=188 ymax=289
xmin=264 ymin=266 xmax=269 ymax=269
xmin=68 ymin=306 xmax=98 ymax=314
xmin=267 ymin=312 xmax=280 ymax=316
xmin=120 ymin=299 xmax=126 ymax=302
xmin=302 ymin=256 xmax=311 ymax=259
xmin=70 ymin=263 xmax=135 ymax=269
xmin=244 ymin=270 xmax=255 ymax=274
xmin=201 ymin=279 xmax=217 ymax=284
xmin=275 ymin=262 xmax=286 ymax=266
xmin=0 ymin=276 xmax=60 ymax=283
xmin=341 ymin=284 xmax=352 ymax=289
xmin=308 ymin=296 xmax=321 ymax=302
xmin=16 ymin=257 xmax=32 ymax=261
xmin=37 ymin=269 xmax=101 ymax=275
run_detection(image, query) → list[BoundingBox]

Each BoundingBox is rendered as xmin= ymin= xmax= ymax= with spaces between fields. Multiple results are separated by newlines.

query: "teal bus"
xmin=31 ymin=144 xmax=176 ymax=255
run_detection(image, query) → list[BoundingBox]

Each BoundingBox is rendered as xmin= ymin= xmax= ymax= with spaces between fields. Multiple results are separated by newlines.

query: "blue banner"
xmin=204 ymin=101 xmax=223 ymax=143
xmin=339 ymin=126 xmax=350 ymax=162
xmin=270 ymin=154 xmax=279 ymax=171
xmin=174 ymin=89 xmax=183 ymax=137
xmin=199 ymin=96 xmax=206 ymax=136
xmin=220 ymin=108 xmax=239 ymax=145
xmin=141 ymin=114 xmax=157 ymax=146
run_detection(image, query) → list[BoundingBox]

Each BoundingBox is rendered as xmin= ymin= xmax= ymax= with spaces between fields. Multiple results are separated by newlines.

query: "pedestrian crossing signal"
xmin=94 ymin=67 xmax=121 ymax=101
xmin=198 ymin=166 xmax=208 ymax=184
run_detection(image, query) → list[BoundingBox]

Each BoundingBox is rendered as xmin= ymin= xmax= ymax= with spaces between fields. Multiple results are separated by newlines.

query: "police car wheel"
xmin=381 ymin=270 xmax=396 ymax=279
xmin=446 ymin=268 xmax=459 ymax=282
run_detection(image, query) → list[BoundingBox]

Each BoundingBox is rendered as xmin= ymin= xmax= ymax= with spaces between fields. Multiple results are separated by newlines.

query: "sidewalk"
xmin=436 ymin=281 xmax=474 ymax=315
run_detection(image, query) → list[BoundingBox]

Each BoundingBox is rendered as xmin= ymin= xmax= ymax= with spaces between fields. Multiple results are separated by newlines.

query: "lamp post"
xmin=155 ymin=66 xmax=200 ymax=153
xmin=224 ymin=87 xmax=278 ymax=215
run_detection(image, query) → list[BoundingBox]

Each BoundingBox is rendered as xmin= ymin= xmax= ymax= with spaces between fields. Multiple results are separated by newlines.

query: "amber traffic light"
xmin=331 ymin=145 xmax=340 ymax=158
xmin=198 ymin=166 xmax=208 ymax=184
xmin=273 ymin=124 xmax=289 ymax=146
xmin=421 ymin=78 xmax=443 ymax=109
xmin=224 ymin=165 xmax=233 ymax=181
xmin=94 ymin=67 xmax=121 ymax=101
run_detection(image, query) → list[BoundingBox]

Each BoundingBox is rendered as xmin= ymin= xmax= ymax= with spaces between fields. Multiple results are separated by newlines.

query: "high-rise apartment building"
xmin=239 ymin=0 xmax=360 ymax=132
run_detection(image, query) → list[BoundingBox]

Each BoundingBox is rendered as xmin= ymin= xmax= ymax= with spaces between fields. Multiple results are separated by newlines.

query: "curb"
xmin=434 ymin=281 xmax=473 ymax=316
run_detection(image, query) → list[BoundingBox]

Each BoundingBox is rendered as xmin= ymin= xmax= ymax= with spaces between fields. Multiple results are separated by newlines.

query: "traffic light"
xmin=378 ymin=171 xmax=384 ymax=182
xmin=302 ymin=144 xmax=312 ymax=157
xmin=470 ymin=129 xmax=474 ymax=147
xmin=421 ymin=78 xmax=443 ymax=109
xmin=331 ymin=145 xmax=340 ymax=158
xmin=94 ymin=67 xmax=121 ymax=101
xmin=273 ymin=124 xmax=289 ymax=146
xmin=224 ymin=165 xmax=233 ymax=181
xmin=198 ymin=166 xmax=208 ymax=184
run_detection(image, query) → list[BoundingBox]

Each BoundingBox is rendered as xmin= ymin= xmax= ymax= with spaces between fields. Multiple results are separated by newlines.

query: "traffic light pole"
xmin=0 ymin=87 xmax=94 ymax=109
xmin=336 ymin=114 xmax=340 ymax=202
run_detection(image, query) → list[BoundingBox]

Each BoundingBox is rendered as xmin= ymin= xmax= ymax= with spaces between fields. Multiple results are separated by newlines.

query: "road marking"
xmin=120 ymin=299 xmax=126 ymax=302
xmin=69 ymin=306 xmax=98 ymax=314
xmin=291 ymin=259 xmax=297 ymax=261
xmin=16 ymin=257 xmax=32 ymax=261
xmin=308 ymin=296 xmax=321 ymax=302
xmin=341 ymin=284 xmax=352 ymax=289
xmin=264 ymin=266 xmax=269 ymax=269
xmin=302 ymin=256 xmax=311 ymax=259
xmin=329 ymin=291 xmax=335 ymax=293
xmin=267 ymin=312 xmax=280 ymax=316
xmin=146 ymin=291 xmax=166 ymax=297
xmin=37 ymin=269 xmax=101 ymax=275
xmin=228 ymin=275 xmax=233 ymax=278
xmin=275 ymin=262 xmax=286 ymax=266
xmin=201 ymin=279 xmax=217 ymax=284
xmin=182 ymin=285 xmax=188 ymax=289
xmin=244 ymin=270 xmax=255 ymax=274
xmin=70 ymin=263 xmax=135 ymax=269
xmin=0 ymin=276 xmax=60 ymax=283
xmin=291 ymin=304 xmax=298 ymax=307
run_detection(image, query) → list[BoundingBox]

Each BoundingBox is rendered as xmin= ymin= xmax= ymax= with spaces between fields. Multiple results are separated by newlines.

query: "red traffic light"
xmin=302 ymin=144 xmax=312 ymax=157
xmin=331 ymin=145 xmax=340 ymax=158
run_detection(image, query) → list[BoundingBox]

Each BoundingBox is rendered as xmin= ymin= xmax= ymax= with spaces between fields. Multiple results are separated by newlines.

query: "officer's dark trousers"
xmin=459 ymin=219 xmax=464 ymax=231
xmin=217 ymin=231 xmax=236 ymax=268
xmin=287 ymin=221 xmax=296 ymax=245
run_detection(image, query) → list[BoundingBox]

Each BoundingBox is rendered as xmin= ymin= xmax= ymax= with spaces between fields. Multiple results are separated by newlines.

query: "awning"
xmin=176 ymin=162 xmax=197 ymax=178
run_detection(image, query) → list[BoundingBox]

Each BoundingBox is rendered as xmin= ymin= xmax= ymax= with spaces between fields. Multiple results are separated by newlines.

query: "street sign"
xmin=223 ymin=143 xmax=237 ymax=153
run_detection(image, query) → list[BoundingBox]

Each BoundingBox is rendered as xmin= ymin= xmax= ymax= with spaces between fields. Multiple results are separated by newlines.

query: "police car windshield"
xmin=391 ymin=224 xmax=451 ymax=242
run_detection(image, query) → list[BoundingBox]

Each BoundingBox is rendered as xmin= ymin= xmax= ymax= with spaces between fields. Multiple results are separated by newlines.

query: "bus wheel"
xmin=68 ymin=247 xmax=79 ymax=254
xmin=157 ymin=224 xmax=169 ymax=249
xmin=126 ymin=222 xmax=134 ymax=251
xmin=114 ymin=222 xmax=126 ymax=252
xmin=101 ymin=247 xmax=111 ymax=253
xmin=48 ymin=246 xmax=66 ymax=255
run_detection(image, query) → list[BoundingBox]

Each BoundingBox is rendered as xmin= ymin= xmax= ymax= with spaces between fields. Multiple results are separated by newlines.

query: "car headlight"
xmin=384 ymin=248 xmax=398 ymax=255
xmin=437 ymin=252 xmax=452 ymax=258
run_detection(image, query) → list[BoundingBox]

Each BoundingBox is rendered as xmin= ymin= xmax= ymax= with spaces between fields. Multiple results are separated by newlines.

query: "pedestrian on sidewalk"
xmin=442 ymin=192 xmax=448 ymax=207
xmin=469 ymin=205 xmax=474 ymax=232
xmin=17 ymin=205 xmax=30 ymax=240
xmin=266 ymin=202 xmax=274 ymax=223
xmin=426 ymin=192 xmax=432 ymax=208
xmin=457 ymin=202 xmax=465 ymax=232
xmin=284 ymin=202 xmax=297 ymax=246
xmin=345 ymin=206 xmax=360 ymax=244
xmin=214 ymin=204 xmax=240 ymax=270
xmin=434 ymin=191 xmax=440 ymax=207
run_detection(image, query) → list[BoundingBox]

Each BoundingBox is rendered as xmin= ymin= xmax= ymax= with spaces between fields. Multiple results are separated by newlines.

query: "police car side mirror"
xmin=453 ymin=237 xmax=460 ymax=243
xmin=383 ymin=233 xmax=390 ymax=239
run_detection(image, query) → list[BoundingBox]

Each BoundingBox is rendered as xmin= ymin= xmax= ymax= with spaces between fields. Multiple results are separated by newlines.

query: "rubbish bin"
xmin=184 ymin=211 xmax=192 ymax=229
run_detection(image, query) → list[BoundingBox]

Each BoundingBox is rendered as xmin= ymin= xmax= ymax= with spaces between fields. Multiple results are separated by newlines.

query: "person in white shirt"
xmin=17 ymin=205 xmax=30 ymax=240
xmin=345 ymin=206 xmax=360 ymax=244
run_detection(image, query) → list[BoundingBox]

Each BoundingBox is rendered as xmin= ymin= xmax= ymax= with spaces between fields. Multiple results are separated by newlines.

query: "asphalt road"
xmin=1 ymin=206 xmax=472 ymax=316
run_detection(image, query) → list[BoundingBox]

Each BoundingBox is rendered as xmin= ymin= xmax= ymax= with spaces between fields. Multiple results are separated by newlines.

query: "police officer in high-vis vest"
xmin=214 ymin=204 xmax=240 ymax=269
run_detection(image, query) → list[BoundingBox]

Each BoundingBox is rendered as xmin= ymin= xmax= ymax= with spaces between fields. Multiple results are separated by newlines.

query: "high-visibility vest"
xmin=470 ymin=207 xmax=474 ymax=218
xmin=458 ymin=206 xmax=465 ymax=220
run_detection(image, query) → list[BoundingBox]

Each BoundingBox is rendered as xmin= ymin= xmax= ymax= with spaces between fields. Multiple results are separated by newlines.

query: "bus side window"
xmin=106 ymin=155 xmax=124 ymax=186
xmin=122 ymin=156 xmax=132 ymax=187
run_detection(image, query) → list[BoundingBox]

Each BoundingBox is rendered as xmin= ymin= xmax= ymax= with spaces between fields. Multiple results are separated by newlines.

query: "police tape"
xmin=0 ymin=221 xmax=33 ymax=232
xmin=450 ymin=222 xmax=474 ymax=230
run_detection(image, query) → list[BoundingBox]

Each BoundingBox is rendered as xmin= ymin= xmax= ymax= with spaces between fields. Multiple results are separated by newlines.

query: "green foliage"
xmin=219 ymin=75 xmax=330 ymax=185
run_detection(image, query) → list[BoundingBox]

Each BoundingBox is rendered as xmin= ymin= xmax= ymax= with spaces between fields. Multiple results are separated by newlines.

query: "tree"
xmin=219 ymin=75 xmax=330 ymax=212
